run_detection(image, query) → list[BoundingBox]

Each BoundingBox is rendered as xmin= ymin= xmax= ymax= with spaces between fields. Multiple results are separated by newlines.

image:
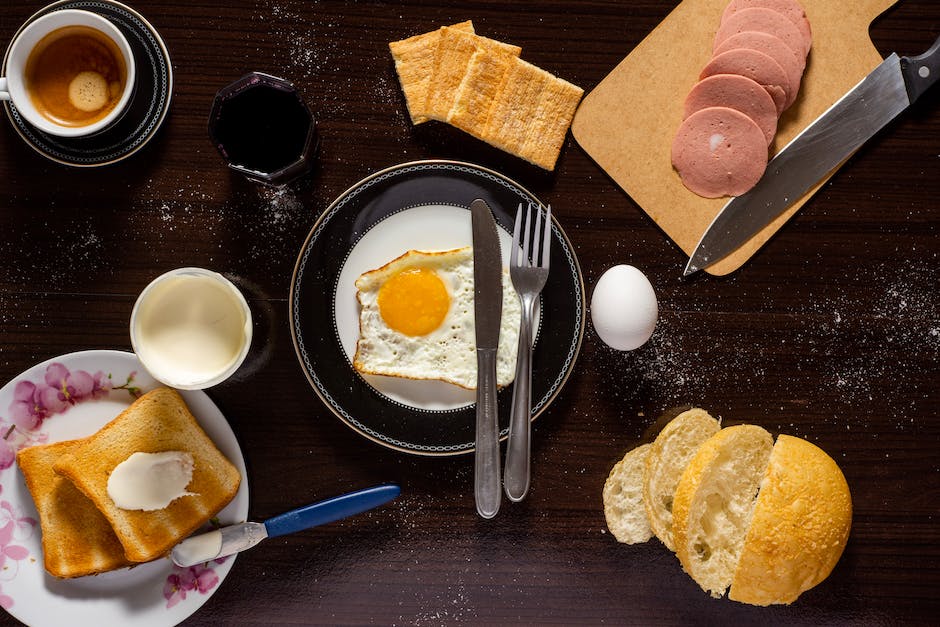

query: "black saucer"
xmin=1 ymin=0 xmax=173 ymax=167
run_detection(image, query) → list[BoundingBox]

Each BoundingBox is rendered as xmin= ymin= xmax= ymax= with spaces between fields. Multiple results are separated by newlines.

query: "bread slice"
xmin=729 ymin=435 xmax=852 ymax=605
xmin=17 ymin=439 xmax=134 ymax=578
xmin=672 ymin=424 xmax=774 ymax=598
xmin=603 ymin=444 xmax=653 ymax=544
xmin=389 ymin=21 xmax=474 ymax=124
xmin=52 ymin=387 xmax=241 ymax=563
xmin=643 ymin=408 xmax=720 ymax=550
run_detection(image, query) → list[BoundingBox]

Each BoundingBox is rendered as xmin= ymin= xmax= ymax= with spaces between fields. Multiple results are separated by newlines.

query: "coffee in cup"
xmin=0 ymin=9 xmax=135 ymax=137
xmin=25 ymin=25 xmax=127 ymax=128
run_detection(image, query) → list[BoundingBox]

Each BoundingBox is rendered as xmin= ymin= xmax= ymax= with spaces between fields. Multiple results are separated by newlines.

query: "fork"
xmin=504 ymin=202 xmax=551 ymax=502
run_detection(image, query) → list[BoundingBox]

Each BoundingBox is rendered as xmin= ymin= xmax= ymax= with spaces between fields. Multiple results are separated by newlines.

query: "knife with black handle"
xmin=684 ymin=34 xmax=940 ymax=277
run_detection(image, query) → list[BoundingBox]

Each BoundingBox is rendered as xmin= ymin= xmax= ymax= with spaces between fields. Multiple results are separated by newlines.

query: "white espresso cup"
xmin=0 ymin=9 xmax=136 ymax=137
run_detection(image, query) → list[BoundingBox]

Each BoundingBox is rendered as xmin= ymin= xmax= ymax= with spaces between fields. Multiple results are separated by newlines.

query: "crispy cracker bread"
xmin=52 ymin=387 xmax=241 ymax=563
xmin=389 ymin=21 xmax=474 ymax=124
xmin=17 ymin=439 xmax=134 ymax=578
xmin=447 ymin=48 xmax=516 ymax=134
xmin=424 ymin=27 xmax=521 ymax=122
xmin=519 ymin=75 xmax=584 ymax=170
xmin=482 ymin=57 xmax=552 ymax=159
xmin=481 ymin=57 xmax=584 ymax=171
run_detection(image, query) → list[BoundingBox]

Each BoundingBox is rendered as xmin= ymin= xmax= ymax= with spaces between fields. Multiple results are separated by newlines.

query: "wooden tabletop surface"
xmin=0 ymin=1 xmax=937 ymax=625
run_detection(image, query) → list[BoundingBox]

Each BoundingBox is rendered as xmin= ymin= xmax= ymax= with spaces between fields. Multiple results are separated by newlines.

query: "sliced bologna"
xmin=683 ymin=74 xmax=778 ymax=145
xmin=714 ymin=31 xmax=804 ymax=109
xmin=700 ymin=48 xmax=790 ymax=114
xmin=721 ymin=0 xmax=812 ymax=52
xmin=714 ymin=7 xmax=809 ymax=58
xmin=671 ymin=106 xmax=768 ymax=198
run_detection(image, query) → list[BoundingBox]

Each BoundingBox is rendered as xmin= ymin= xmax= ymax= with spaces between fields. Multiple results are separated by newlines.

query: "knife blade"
xmin=470 ymin=198 xmax=503 ymax=519
xmin=170 ymin=484 xmax=400 ymax=567
xmin=684 ymin=35 xmax=940 ymax=277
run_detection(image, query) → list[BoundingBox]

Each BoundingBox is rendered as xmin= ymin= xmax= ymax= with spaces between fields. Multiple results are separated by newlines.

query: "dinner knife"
xmin=470 ymin=198 xmax=503 ymax=519
xmin=684 ymin=35 xmax=940 ymax=277
xmin=170 ymin=484 xmax=400 ymax=567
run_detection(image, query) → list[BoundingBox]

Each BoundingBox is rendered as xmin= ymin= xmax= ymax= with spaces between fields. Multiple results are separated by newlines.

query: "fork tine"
xmin=531 ymin=203 xmax=542 ymax=269
xmin=511 ymin=202 xmax=523 ymax=267
xmin=541 ymin=204 xmax=551 ymax=268
xmin=521 ymin=202 xmax=532 ymax=267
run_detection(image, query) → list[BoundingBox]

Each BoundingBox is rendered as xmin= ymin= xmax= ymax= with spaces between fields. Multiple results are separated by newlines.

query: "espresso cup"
xmin=0 ymin=9 xmax=136 ymax=137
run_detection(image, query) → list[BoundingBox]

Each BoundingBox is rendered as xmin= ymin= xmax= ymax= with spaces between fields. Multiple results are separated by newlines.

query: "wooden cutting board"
xmin=572 ymin=0 xmax=899 ymax=275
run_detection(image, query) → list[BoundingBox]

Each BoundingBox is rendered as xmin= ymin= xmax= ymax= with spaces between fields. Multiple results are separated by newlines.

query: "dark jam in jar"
xmin=209 ymin=73 xmax=317 ymax=185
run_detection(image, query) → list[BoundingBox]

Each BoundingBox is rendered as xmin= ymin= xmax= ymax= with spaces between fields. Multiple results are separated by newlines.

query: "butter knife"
xmin=170 ymin=484 xmax=400 ymax=567
xmin=684 ymin=35 xmax=940 ymax=276
xmin=470 ymin=198 xmax=503 ymax=519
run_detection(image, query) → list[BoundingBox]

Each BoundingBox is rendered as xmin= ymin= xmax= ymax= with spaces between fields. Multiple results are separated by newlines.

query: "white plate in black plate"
xmin=1 ymin=0 xmax=172 ymax=167
xmin=290 ymin=160 xmax=585 ymax=456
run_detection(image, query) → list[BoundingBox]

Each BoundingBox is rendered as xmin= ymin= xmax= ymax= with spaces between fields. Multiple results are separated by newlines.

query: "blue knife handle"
xmin=901 ymin=34 xmax=940 ymax=104
xmin=263 ymin=484 xmax=401 ymax=538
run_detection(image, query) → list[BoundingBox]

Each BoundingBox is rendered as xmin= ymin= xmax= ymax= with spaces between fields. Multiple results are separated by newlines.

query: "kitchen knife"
xmin=470 ymin=198 xmax=504 ymax=519
xmin=684 ymin=35 xmax=940 ymax=277
xmin=170 ymin=484 xmax=400 ymax=567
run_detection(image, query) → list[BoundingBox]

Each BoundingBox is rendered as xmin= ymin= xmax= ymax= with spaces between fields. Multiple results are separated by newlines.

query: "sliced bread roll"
xmin=729 ymin=435 xmax=852 ymax=605
xmin=672 ymin=424 xmax=774 ymax=598
xmin=643 ymin=408 xmax=720 ymax=550
xmin=603 ymin=444 xmax=653 ymax=544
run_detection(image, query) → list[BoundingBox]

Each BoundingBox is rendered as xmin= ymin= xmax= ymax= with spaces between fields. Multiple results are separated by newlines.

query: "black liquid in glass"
xmin=213 ymin=86 xmax=311 ymax=174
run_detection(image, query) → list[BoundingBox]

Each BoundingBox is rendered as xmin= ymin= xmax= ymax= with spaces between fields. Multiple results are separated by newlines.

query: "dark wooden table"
xmin=1 ymin=1 xmax=937 ymax=625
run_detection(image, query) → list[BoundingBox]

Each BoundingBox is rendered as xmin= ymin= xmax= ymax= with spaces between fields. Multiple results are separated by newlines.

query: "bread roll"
xmin=672 ymin=424 xmax=773 ymax=597
xmin=643 ymin=408 xmax=720 ymax=550
xmin=729 ymin=435 xmax=852 ymax=605
xmin=604 ymin=444 xmax=653 ymax=544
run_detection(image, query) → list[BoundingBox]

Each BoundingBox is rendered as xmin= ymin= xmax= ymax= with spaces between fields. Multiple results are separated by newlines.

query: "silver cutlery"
xmin=470 ymin=198 xmax=504 ymax=518
xmin=504 ymin=202 xmax=551 ymax=502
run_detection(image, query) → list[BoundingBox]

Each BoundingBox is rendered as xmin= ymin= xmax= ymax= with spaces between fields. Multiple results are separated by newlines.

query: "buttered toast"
xmin=52 ymin=387 xmax=241 ymax=563
xmin=17 ymin=439 xmax=133 ymax=578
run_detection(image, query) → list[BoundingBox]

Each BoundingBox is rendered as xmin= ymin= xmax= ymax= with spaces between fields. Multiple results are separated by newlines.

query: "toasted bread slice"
xmin=424 ymin=26 xmax=521 ymax=122
xmin=53 ymin=387 xmax=241 ymax=563
xmin=389 ymin=21 xmax=474 ymax=124
xmin=672 ymin=424 xmax=774 ymax=598
xmin=17 ymin=439 xmax=134 ymax=578
xmin=643 ymin=408 xmax=720 ymax=551
xmin=603 ymin=443 xmax=653 ymax=544
xmin=729 ymin=435 xmax=852 ymax=605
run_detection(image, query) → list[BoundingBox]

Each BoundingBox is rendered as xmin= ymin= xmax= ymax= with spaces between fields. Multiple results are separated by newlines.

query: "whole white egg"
xmin=590 ymin=265 xmax=658 ymax=351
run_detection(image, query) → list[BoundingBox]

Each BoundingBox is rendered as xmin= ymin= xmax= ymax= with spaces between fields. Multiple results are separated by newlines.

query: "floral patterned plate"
xmin=0 ymin=350 xmax=249 ymax=627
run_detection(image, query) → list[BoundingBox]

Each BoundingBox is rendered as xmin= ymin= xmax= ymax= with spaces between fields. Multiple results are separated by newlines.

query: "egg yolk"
xmin=377 ymin=267 xmax=450 ymax=336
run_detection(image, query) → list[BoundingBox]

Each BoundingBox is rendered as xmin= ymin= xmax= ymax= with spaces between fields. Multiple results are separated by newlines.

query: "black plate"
xmin=290 ymin=160 xmax=585 ymax=456
xmin=1 ymin=0 xmax=172 ymax=167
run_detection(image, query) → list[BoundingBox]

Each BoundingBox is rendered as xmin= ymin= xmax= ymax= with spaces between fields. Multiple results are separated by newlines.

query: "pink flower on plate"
xmin=0 ymin=420 xmax=47 ymax=471
xmin=0 ymin=583 xmax=12 ymax=610
xmin=0 ymin=497 xmax=35 ymax=580
xmin=163 ymin=559 xmax=226 ymax=608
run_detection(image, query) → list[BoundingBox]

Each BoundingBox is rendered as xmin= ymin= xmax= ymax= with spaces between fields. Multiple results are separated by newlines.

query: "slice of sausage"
xmin=700 ymin=48 xmax=790 ymax=114
xmin=683 ymin=74 xmax=778 ymax=145
xmin=714 ymin=31 xmax=804 ymax=109
xmin=715 ymin=7 xmax=809 ymax=58
xmin=721 ymin=0 xmax=812 ymax=54
xmin=671 ymin=106 xmax=768 ymax=198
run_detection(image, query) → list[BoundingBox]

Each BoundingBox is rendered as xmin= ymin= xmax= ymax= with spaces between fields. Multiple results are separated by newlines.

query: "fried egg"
xmin=353 ymin=247 xmax=521 ymax=389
